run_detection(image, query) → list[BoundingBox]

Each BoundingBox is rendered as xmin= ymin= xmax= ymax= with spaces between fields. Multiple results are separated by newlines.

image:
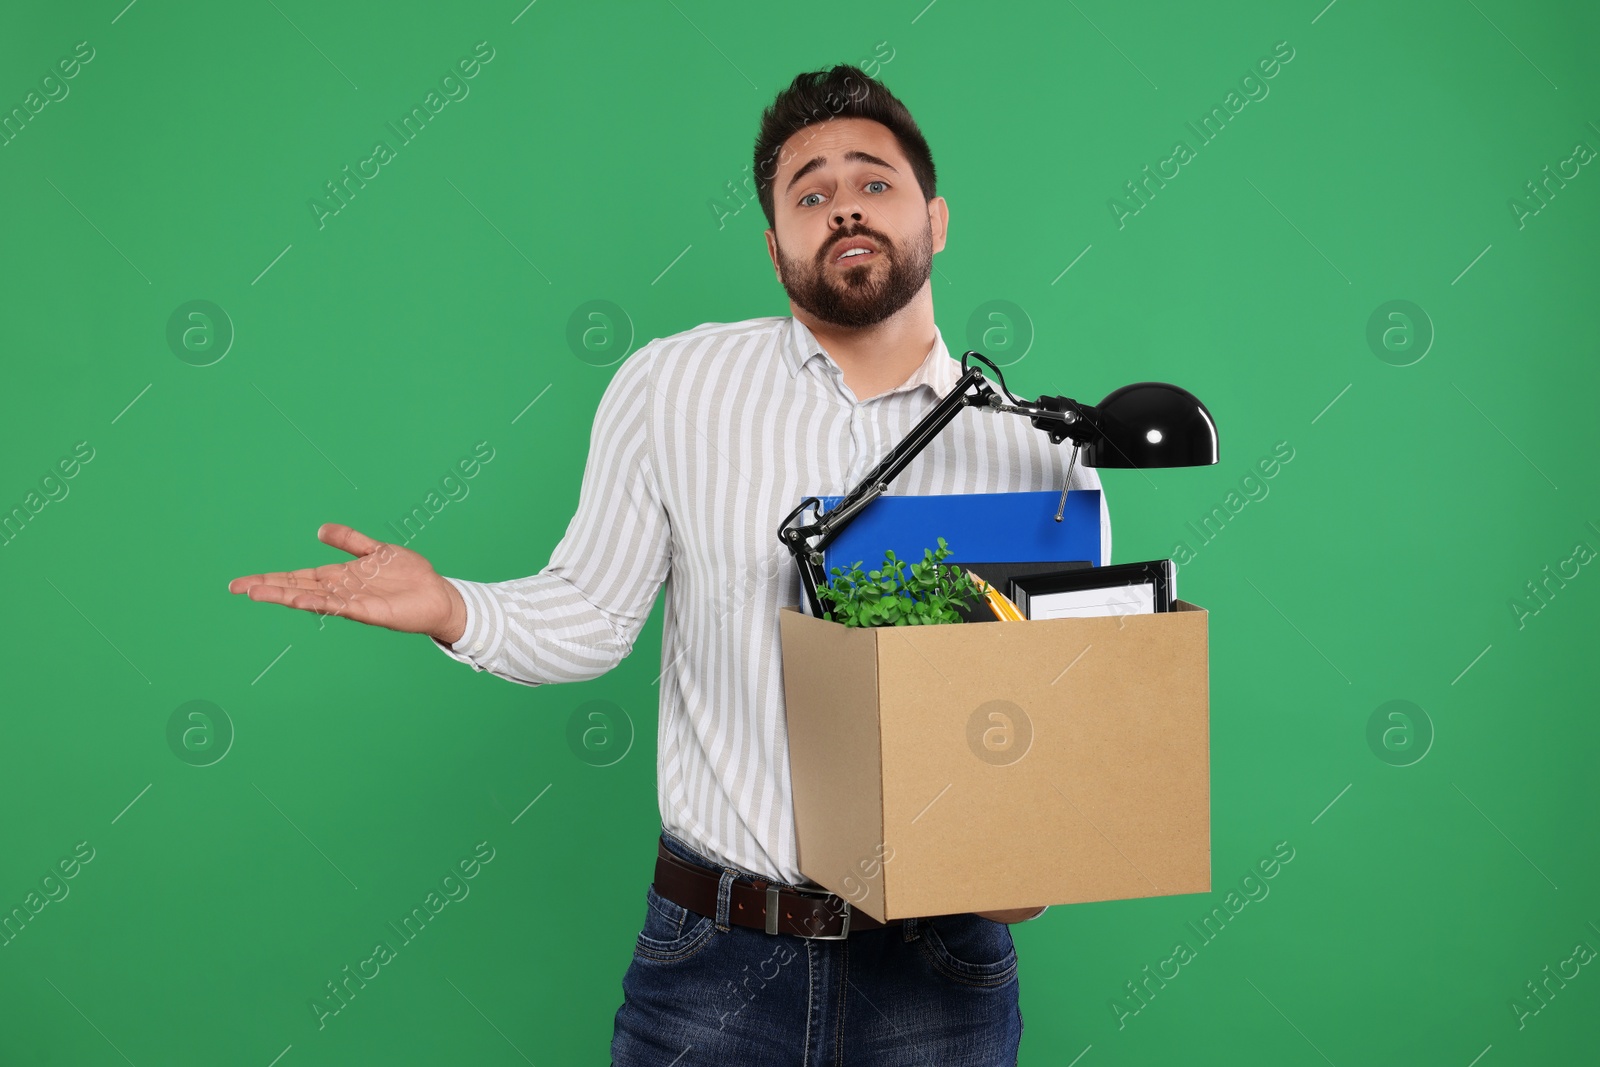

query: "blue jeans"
xmin=609 ymin=830 xmax=1023 ymax=1065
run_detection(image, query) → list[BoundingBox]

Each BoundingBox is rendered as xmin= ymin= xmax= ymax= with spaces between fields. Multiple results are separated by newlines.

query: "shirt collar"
xmin=782 ymin=315 xmax=965 ymax=400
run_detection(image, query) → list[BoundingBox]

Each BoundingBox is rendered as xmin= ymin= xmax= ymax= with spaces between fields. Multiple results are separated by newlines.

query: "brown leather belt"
xmin=653 ymin=841 xmax=896 ymax=939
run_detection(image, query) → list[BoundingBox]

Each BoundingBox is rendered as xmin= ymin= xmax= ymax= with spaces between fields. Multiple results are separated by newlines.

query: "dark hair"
xmin=752 ymin=64 xmax=936 ymax=229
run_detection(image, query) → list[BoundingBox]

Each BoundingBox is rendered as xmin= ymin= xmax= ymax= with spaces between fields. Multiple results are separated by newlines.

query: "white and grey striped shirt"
xmin=432 ymin=314 xmax=1111 ymax=889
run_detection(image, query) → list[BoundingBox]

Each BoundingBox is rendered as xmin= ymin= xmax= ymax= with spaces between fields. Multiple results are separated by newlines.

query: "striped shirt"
xmin=432 ymin=314 xmax=1112 ymax=893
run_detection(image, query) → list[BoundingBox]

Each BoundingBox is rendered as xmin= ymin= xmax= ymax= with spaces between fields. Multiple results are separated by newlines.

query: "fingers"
xmin=240 ymin=582 xmax=334 ymax=613
xmin=318 ymin=522 xmax=386 ymax=559
xmin=227 ymin=571 xmax=328 ymax=595
xmin=229 ymin=521 xmax=393 ymax=596
xmin=228 ymin=573 xmax=275 ymax=594
xmin=242 ymin=580 xmax=372 ymax=624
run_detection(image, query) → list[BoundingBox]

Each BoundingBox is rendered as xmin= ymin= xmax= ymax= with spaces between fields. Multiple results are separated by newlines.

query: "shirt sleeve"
xmin=429 ymin=343 xmax=670 ymax=687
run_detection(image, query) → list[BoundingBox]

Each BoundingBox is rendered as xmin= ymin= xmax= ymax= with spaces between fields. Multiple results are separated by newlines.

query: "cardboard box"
xmin=778 ymin=601 xmax=1210 ymax=922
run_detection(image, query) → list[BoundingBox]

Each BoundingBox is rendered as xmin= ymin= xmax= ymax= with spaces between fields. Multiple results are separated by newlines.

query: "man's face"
xmin=764 ymin=117 xmax=947 ymax=329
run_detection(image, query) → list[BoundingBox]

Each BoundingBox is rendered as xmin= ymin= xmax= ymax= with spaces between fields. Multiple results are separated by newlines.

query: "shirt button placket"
xmin=848 ymin=404 xmax=870 ymax=485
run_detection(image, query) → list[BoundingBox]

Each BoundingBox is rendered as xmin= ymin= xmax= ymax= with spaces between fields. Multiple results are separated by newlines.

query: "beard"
xmin=775 ymin=220 xmax=933 ymax=329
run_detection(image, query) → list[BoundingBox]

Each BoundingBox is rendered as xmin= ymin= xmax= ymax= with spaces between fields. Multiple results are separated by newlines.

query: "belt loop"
xmin=714 ymin=868 xmax=737 ymax=931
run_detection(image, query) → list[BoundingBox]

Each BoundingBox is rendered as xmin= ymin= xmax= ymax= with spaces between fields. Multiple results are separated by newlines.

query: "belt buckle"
xmin=810 ymin=900 xmax=851 ymax=940
xmin=766 ymin=884 xmax=851 ymax=939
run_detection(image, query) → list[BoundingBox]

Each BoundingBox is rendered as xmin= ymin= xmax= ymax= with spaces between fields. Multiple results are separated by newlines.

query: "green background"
xmin=3 ymin=0 xmax=1596 ymax=1062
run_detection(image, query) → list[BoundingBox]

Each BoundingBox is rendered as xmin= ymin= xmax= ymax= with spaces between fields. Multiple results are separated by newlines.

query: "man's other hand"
xmin=228 ymin=523 xmax=467 ymax=644
xmin=974 ymin=906 xmax=1047 ymax=924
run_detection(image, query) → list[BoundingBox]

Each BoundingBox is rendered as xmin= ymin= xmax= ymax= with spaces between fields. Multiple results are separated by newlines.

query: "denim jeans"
xmin=609 ymin=830 xmax=1022 ymax=1065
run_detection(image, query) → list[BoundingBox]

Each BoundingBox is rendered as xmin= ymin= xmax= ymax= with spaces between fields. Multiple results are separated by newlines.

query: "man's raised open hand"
xmin=227 ymin=523 xmax=467 ymax=645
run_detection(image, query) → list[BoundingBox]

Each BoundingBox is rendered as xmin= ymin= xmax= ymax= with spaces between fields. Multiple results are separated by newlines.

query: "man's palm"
xmin=228 ymin=523 xmax=460 ymax=640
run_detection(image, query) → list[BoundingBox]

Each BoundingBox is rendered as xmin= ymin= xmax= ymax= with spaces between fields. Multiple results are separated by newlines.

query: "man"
xmin=230 ymin=64 xmax=1110 ymax=1064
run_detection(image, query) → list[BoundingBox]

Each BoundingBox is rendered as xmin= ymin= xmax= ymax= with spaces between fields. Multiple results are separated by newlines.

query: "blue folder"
xmin=809 ymin=489 xmax=1101 ymax=578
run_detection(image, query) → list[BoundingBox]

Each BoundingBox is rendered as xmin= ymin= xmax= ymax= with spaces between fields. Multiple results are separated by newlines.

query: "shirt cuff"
xmin=429 ymin=576 xmax=508 ymax=670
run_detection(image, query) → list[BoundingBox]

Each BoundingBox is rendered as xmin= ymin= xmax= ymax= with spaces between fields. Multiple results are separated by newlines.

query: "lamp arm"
xmin=775 ymin=365 xmax=986 ymax=619
xmin=821 ymin=365 xmax=990 ymax=548
xmin=776 ymin=355 xmax=1098 ymax=619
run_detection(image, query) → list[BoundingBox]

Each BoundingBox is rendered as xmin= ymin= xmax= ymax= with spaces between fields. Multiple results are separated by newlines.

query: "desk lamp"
xmin=777 ymin=351 xmax=1220 ymax=621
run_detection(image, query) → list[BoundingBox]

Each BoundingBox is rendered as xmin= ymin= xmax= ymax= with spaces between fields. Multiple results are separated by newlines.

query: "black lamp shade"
xmin=1081 ymin=382 xmax=1219 ymax=469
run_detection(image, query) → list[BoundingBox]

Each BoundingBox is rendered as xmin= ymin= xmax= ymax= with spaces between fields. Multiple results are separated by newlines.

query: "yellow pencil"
xmin=965 ymin=569 xmax=1025 ymax=622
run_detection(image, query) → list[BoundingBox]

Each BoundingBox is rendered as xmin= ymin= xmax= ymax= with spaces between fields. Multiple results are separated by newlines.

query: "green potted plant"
xmin=814 ymin=537 xmax=983 ymax=627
